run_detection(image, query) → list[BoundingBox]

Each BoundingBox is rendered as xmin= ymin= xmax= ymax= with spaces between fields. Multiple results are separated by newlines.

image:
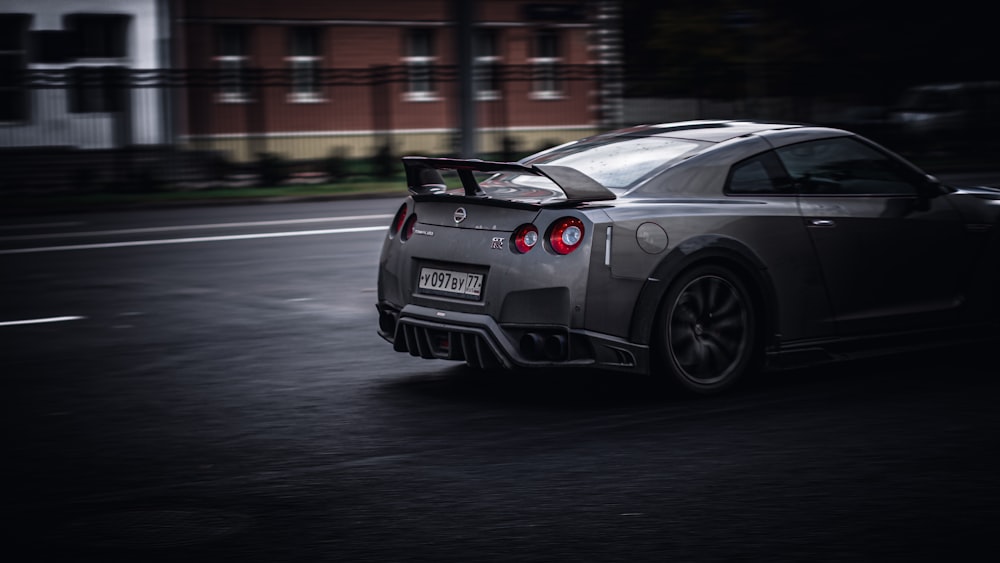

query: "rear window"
xmin=486 ymin=136 xmax=705 ymax=191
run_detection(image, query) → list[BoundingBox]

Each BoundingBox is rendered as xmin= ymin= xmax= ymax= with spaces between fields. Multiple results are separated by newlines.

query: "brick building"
xmin=173 ymin=0 xmax=622 ymax=162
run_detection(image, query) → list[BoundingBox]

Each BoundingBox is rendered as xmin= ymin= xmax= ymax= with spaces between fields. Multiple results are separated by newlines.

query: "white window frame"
xmin=215 ymin=26 xmax=250 ymax=104
xmin=286 ymin=28 xmax=324 ymax=103
xmin=474 ymin=30 xmax=501 ymax=101
xmin=215 ymin=55 xmax=249 ymax=103
xmin=530 ymin=30 xmax=563 ymax=100
xmin=475 ymin=56 xmax=501 ymax=101
xmin=403 ymin=29 xmax=439 ymax=102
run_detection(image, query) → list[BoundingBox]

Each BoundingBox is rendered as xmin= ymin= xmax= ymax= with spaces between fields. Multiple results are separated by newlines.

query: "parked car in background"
xmin=376 ymin=121 xmax=1000 ymax=394
xmin=889 ymin=82 xmax=1000 ymax=147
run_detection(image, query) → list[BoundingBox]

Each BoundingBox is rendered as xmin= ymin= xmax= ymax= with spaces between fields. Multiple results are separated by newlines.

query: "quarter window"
xmin=731 ymin=160 xmax=771 ymax=193
xmin=726 ymin=151 xmax=794 ymax=195
xmin=775 ymin=137 xmax=920 ymax=196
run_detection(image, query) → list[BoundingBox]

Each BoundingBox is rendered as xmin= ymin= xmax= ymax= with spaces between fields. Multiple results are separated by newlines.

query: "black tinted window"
xmin=776 ymin=137 xmax=920 ymax=196
xmin=728 ymin=155 xmax=777 ymax=194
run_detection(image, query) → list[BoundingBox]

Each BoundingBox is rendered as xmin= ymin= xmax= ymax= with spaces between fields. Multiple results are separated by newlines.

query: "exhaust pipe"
xmin=544 ymin=334 xmax=567 ymax=361
xmin=520 ymin=332 xmax=568 ymax=361
xmin=520 ymin=332 xmax=545 ymax=360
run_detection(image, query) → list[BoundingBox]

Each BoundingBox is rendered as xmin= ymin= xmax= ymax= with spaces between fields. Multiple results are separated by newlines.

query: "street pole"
xmin=455 ymin=0 xmax=476 ymax=157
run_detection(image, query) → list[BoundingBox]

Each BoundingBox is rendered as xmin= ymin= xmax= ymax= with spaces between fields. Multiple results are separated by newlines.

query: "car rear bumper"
xmin=377 ymin=302 xmax=650 ymax=373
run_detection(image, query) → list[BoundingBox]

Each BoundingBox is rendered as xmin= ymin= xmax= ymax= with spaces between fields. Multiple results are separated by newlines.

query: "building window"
xmin=474 ymin=29 xmax=500 ymax=100
xmin=287 ymin=27 xmax=322 ymax=102
xmin=31 ymin=30 xmax=75 ymax=64
xmin=530 ymin=29 xmax=562 ymax=99
xmin=0 ymin=14 xmax=30 ymax=122
xmin=68 ymin=66 xmax=126 ymax=113
xmin=404 ymin=28 xmax=437 ymax=101
xmin=64 ymin=14 xmax=129 ymax=59
xmin=215 ymin=25 xmax=249 ymax=103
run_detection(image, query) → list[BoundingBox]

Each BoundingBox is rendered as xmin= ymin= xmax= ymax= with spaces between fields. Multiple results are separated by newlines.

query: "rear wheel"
xmin=655 ymin=264 xmax=758 ymax=394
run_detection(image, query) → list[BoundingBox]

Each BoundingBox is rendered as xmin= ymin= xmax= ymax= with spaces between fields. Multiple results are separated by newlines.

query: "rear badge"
xmin=454 ymin=207 xmax=467 ymax=224
xmin=491 ymin=237 xmax=504 ymax=250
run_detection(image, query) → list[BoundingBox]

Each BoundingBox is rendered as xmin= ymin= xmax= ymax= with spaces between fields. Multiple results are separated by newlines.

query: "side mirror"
xmin=921 ymin=175 xmax=944 ymax=198
xmin=913 ymin=175 xmax=941 ymax=211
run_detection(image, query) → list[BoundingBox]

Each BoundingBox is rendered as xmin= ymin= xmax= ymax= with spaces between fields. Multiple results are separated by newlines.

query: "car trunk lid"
xmin=413 ymin=199 xmax=541 ymax=231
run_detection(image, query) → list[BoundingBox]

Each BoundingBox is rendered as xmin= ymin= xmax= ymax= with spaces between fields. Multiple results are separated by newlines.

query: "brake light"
xmin=548 ymin=217 xmax=584 ymax=255
xmin=390 ymin=203 xmax=407 ymax=236
xmin=401 ymin=213 xmax=418 ymax=241
xmin=512 ymin=224 xmax=539 ymax=254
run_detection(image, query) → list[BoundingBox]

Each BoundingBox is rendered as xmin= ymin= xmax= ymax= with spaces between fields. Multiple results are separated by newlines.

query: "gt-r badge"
xmin=454 ymin=207 xmax=467 ymax=224
xmin=491 ymin=237 xmax=504 ymax=250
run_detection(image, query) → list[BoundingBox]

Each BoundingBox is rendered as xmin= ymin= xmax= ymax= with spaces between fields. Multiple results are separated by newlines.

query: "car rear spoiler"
xmin=402 ymin=156 xmax=616 ymax=203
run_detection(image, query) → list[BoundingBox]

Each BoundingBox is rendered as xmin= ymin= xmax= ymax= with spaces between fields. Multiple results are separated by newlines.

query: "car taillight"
xmin=512 ymin=224 xmax=539 ymax=254
xmin=401 ymin=213 xmax=418 ymax=241
xmin=390 ymin=203 xmax=407 ymax=237
xmin=548 ymin=217 xmax=584 ymax=255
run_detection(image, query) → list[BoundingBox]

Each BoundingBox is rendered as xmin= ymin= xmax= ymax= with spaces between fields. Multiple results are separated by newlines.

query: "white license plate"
xmin=418 ymin=267 xmax=483 ymax=299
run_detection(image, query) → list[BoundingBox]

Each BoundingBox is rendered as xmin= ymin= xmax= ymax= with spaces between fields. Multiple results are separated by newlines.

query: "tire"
xmin=654 ymin=263 xmax=759 ymax=395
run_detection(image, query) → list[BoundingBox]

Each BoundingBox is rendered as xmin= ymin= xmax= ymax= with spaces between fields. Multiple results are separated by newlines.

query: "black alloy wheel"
xmin=658 ymin=264 xmax=757 ymax=394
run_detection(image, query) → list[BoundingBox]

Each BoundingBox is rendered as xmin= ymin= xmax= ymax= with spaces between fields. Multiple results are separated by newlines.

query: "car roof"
xmin=612 ymin=120 xmax=806 ymax=143
xmin=904 ymin=81 xmax=1000 ymax=92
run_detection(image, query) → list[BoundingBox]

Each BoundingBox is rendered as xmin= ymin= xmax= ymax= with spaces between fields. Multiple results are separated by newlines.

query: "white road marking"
xmin=0 ymin=316 xmax=85 ymax=327
xmin=0 ymin=226 xmax=387 ymax=255
xmin=0 ymin=221 xmax=86 ymax=231
xmin=0 ymin=215 xmax=392 ymax=241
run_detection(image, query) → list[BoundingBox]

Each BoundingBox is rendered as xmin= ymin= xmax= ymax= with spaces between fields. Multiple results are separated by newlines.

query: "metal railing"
xmin=0 ymin=64 xmax=611 ymax=192
xmin=2 ymin=62 xmax=997 ymax=192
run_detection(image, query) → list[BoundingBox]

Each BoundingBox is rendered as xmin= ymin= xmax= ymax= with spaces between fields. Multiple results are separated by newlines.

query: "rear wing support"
xmin=402 ymin=156 xmax=616 ymax=203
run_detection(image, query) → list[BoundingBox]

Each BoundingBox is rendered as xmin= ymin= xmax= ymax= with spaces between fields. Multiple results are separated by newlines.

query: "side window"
xmin=727 ymin=152 xmax=790 ymax=195
xmin=775 ymin=137 xmax=920 ymax=196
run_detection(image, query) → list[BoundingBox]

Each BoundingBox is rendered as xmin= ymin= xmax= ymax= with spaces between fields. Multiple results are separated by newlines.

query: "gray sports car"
xmin=376 ymin=120 xmax=1000 ymax=394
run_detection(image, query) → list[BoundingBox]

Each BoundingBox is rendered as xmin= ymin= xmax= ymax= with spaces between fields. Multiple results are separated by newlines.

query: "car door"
xmin=775 ymin=136 xmax=968 ymax=336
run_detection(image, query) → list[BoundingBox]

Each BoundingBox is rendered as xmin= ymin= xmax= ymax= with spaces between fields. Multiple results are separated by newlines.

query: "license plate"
xmin=418 ymin=267 xmax=483 ymax=299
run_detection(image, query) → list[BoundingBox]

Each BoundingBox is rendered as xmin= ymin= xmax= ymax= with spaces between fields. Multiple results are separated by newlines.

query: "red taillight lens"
xmin=512 ymin=224 xmax=539 ymax=254
xmin=390 ymin=203 xmax=407 ymax=237
xmin=401 ymin=213 xmax=418 ymax=241
xmin=548 ymin=217 xmax=585 ymax=255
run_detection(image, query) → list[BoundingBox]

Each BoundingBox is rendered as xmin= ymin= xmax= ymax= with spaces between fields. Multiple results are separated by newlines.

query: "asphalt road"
xmin=3 ymin=193 xmax=999 ymax=562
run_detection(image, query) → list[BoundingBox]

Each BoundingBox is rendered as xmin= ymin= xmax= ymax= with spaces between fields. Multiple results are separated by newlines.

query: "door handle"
xmin=808 ymin=219 xmax=836 ymax=227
